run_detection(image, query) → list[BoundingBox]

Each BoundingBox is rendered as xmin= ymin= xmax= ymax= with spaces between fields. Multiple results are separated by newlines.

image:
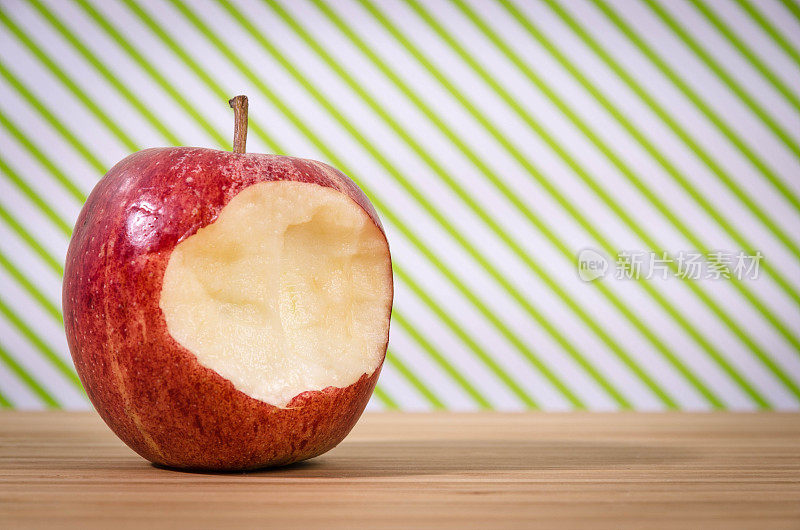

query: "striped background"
xmin=0 ymin=0 xmax=798 ymax=411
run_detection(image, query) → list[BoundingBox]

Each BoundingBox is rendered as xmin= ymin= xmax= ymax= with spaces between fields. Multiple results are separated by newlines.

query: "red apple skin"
xmin=63 ymin=147 xmax=392 ymax=471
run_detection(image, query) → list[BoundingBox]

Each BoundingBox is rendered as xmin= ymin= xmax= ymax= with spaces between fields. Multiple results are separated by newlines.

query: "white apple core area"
xmin=159 ymin=181 xmax=392 ymax=408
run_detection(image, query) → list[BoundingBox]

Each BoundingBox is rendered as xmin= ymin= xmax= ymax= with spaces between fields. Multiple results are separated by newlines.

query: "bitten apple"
xmin=63 ymin=96 xmax=393 ymax=470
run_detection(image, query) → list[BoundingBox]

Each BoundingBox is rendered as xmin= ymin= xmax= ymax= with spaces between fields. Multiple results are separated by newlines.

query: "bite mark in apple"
xmin=159 ymin=180 xmax=392 ymax=408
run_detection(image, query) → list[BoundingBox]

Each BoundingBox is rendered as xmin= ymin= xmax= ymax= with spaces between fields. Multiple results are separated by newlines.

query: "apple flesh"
xmin=63 ymin=147 xmax=393 ymax=470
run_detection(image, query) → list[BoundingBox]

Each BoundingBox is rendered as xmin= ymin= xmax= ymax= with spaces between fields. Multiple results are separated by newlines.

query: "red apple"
xmin=63 ymin=97 xmax=393 ymax=470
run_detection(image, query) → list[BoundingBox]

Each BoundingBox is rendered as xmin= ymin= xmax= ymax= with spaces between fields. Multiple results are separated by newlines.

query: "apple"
xmin=63 ymin=96 xmax=393 ymax=470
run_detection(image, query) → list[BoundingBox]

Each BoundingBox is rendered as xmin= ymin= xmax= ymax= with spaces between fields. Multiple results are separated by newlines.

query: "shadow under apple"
xmin=154 ymin=439 xmax=695 ymax=478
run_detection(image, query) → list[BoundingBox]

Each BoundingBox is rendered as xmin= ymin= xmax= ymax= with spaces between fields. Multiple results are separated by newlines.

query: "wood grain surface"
xmin=0 ymin=412 xmax=798 ymax=528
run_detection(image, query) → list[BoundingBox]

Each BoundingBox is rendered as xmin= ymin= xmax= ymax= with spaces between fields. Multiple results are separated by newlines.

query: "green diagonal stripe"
xmin=591 ymin=0 xmax=800 ymax=218
xmin=0 ymin=250 xmax=61 ymax=323
xmin=0 ymin=154 xmax=72 ymax=236
xmin=0 ymin=57 xmax=106 ymax=176
xmin=393 ymin=310 xmax=492 ymax=409
xmin=642 ymin=0 xmax=800 ymax=164
xmin=0 ymin=106 xmax=85 ymax=204
xmin=385 ymin=349 xmax=445 ymax=409
xmin=0 ymin=293 xmax=81 ymax=391
xmin=689 ymin=0 xmax=800 ymax=115
xmin=779 ymin=0 xmax=800 ymax=24
xmin=71 ymin=0 xmax=231 ymax=151
xmin=372 ymin=384 xmax=399 ymax=410
xmin=28 ymin=0 xmax=181 ymax=146
xmin=394 ymin=266 xmax=540 ymax=408
xmin=0 ymin=200 xmax=63 ymax=276
xmin=0 ymin=6 xmax=139 ymax=152
xmin=734 ymin=0 xmax=800 ymax=71
xmin=0 ymin=339 xmax=59 ymax=408
xmin=116 ymin=0 xmax=277 ymax=153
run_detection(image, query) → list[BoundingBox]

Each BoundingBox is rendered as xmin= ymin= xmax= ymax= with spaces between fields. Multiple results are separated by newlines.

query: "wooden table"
xmin=1 ymin=412 xmax=798 ymax=528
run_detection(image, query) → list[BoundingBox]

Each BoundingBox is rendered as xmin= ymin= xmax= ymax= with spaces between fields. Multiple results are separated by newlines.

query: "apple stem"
xmin=228 ymin=95 xmax=248 ymax=154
